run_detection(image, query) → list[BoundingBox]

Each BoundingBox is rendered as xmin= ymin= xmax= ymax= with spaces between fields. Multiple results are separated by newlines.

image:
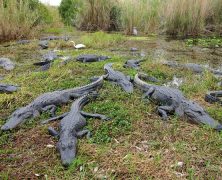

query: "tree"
xmin=58 ymin=0 xmax=82 ymax=25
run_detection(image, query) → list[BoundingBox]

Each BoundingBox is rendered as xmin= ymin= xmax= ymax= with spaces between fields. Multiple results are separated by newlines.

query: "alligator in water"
xmin=0 ymin=58 xmax=15 ymax=70
xmin=41 ymin=93 xmax=110 ymax=167
xmin=205 ymin=91 xmax=222 ymax=105
xmin=0 ymin=84 xmax=19 ymax=93
xmin=134 ymin=73 xmax=222 ymax=131
xmin=164 ymin=61 xmax=222 ymax=75
xmin=1 ymin=75 xmax=106 ymax=131
xmin=76 ymin=54 xmax=110 ymax=63
xmin=123 ymin=59 xmax=144 ymax=69
xmin=104 ymin=63 xmax=133 ymax=93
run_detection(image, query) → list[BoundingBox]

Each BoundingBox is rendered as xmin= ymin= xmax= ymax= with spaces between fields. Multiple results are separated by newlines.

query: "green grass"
xmin=0 ymin=30 xmax=222 ymax=179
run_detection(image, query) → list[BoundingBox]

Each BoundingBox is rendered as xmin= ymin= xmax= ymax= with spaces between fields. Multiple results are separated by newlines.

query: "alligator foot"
xmin=41 ymin=112 xmax=69 ymax=124
xmin=48 ymin=127 xmax=59 ymax=137
xmin=80 ymin=111 xmax=111 ymax=121
xmin=76 ymin=129 xmax=91 ymax=139
xmin=142 ymin=87 xmax=155 ymax=99
xmin=41 ymin=105 xmax=57 ymax=117
xmin=157 ymin=105 xmax=174 ymax=121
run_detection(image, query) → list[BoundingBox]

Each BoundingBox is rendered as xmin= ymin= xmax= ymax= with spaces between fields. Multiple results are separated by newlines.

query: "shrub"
xmin=58 ymin=0 xmax=82 ymax=26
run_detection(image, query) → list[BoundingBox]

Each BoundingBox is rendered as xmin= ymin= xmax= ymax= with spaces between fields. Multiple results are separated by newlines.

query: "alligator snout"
xmin=215 ymin=124 xmax=222 ymax=132
xmin=1 ymin=124 xmax=10 ymax=131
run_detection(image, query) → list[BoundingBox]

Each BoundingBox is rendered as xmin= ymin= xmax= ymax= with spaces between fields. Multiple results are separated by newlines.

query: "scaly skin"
xmin=1 ymin=75 xmax=106 ymax=131
xmin=104 ymin=63 xmax=133 ymax=93
xmin=134 ymin=73 xmax=222 ymax=131
xmin=43 ymin=93 xmax=109 ymax=167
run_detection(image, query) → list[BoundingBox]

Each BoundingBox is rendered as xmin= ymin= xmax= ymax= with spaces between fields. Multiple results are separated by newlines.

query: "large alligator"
xmin=134 ymin=73 xmax=222 ymax=131
xmin=205 ymin=91 xmax=222 ymax=105
xmin=104 ymin=63 xmax=133 ymax=93
xmin=164 ymin=61 xmax=222 ymax=75
xmin=0 ymin=84 xmax=19 ymax=93
xmin=1 ymin=75 xmax=106 ymax=131
xmin=76 ymin=54 xmax=110 ymax=63
xmin=42 ymin=93 xmax=110 ymax=167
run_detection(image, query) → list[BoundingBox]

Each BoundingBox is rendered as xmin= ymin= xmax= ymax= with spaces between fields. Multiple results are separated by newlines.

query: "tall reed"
xmin=0 ymin=0 xmax=43 ymax=42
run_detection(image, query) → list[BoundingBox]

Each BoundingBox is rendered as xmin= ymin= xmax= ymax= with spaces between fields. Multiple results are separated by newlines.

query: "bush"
xmin=58 ymin=0 xmax=82 ymax=26
xmin=0 ymin=0 xmax=52 ymax=42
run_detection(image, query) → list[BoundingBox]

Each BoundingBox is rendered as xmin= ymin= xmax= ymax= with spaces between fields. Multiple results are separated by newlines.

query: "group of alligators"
xmin=1 ymin=39 xmax=222 ymax=167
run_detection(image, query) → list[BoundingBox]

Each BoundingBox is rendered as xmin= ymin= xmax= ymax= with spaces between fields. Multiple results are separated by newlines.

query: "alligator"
xmin=40 ymin=36 xmax=70 ymax=41
xmin=123 ymin=59 xmax=144 ymax=69
xmin=17 ymin=40 xmax=31 ymax=45
xmin=0 ymin=84 xmax=19 ymax=93
xmin=164 ymin=61 xmax=222 ymax=75
xmin=1 ymin=75 xmax=106 ymax=131
xmin=33 ymin=51 xmax=58 ymax=71
xmin=76 ymin=54 xmax=110 ymax=63
xmin=104 ymin=63 xmax=133 ymax=93
xmin=205 ymin=91 xmax=222 ymax=105
xmin=134 ymin=73 xmax=222 ymax=131
xmin=39 ymin=40 xmax=48 ymax=49
xmin=41 ymin=93 xmax=110 ymax=167
xmin=0 ymin=58 xmax=15 ymax=70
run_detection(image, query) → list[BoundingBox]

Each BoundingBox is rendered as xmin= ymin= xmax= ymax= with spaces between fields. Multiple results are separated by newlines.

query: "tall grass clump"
xmin=210 ymin=0 xmax=222 ymax=34
xmin=81 ymin=31 xmax=125 ymax=48
xmin=0 ymin=0 xmax=51 ymax=42
xmin=75 ymin=0 xmax=119 ymax=31
xmin=164 ymin=0 xmax=210 ymax=36
xmin=119 ymin=0 xmax=161 ymax=35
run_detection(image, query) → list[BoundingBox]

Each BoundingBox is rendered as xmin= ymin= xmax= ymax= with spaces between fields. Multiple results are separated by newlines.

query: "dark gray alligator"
xmin=0 ymin=84 xmax=19 ymax=93
xmin=39 ymin=40 xmax=48 ymax=49
xmin=104 ymin=63 xmax=133 ymax=93
xmin=164 ymin=61 xmax=222 ymax=75
xmin=33 ymin=51 xmax=58 ymax=71
xmin=0 ymin=58 xmax=15 ymax=70
xmin=76 ymin=54 xmax=110 ymax=63
xmin=1 ymin=75 xmax=106 ymax=131
xmin=41 ymin=93 xmax=109 ymax=167
xmin=134 ymin=73 xmax=222 ymax=131
xmin=205 ymin=91 xmax=222 ymax=105
xmin=40 ymin=36 xmax=70 ymax=41
xmin=17 ymin=40 xmax=31 ymax=45
xmin=123 ymin=59 xmax=144 ymax=69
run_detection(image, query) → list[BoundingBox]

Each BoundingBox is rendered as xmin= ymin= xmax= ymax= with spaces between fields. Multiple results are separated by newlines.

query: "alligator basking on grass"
xmin=123 ymin=59 xmax=144 ymax=69
xmin=1 ymin=75 xmax=106 ymax=131
xmin=134 ymin=73 xmax=222 ymax=131
xmin=205 ymin=91 xmax=222 ymax=105
xmin=76 ymin=54 xmax=110 ymax=63
xmin=0 ymin=84 xmax=19 ymax=93
xmin=40 ymin=36 xmax=70 ymax=41
xmin=104 ymin=63 xmax=133 ymax=93
xmin=41 ymin=93 xmax=109 ymax=167
xmin=164 ymin=61 xmax=222 ymax=75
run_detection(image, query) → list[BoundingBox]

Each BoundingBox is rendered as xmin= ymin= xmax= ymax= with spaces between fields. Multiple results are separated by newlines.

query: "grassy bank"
xmin=0 ymin=31 xmax=222 ymax=179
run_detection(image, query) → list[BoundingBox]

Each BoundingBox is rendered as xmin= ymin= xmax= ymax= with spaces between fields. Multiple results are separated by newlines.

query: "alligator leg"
xmin=157 ymin=106 xmax=174 ymax=120
xmin=80 ymin=111 xmax=111 ymax=121
xmin=76 ymin=129 xmax=91 ymax=139
xmin=41 ymin=112 xmax=69 ymax=124
xmin=41 ymin=105 xmax=57 ymax=117
xmin=48 ymin=126 xmax=59 ymax=137
xmin=142 ymin=87 xmax=155 ymax=99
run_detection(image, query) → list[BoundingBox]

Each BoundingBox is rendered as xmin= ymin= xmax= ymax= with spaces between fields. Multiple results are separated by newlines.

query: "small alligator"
xmin=104 ymin=63 xmax=133 ymax=93
xmin=164 ymin=61 xmax=222 ymax=75
xmin=40 ymin=36 xmax=70 ymax=41
xmin=17 ymin=40 xmax=31 ymax=45
xmin=0 ymin=58 xmax=15 ymax=70
xmin=134 ymin=73 xmax=222 ymax=131
xmin=1 ymin=75 xmax=106 ymax=131
xmin=205 ymin=91 xmax=222 ymax=105
xmin=123 ymin=59 xmax=144 ymax=69
xmin=0 ymin=84 xmax=19 ymax=93
xmin=76 ymin=54 xmax=110 ymax=63
xmin=42 ymin=93 xmax=110 ymax=167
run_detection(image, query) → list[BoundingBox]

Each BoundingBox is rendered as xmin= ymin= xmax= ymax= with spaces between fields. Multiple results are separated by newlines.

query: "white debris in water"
xmin=164 ymin=76 xmax=183 ymax=88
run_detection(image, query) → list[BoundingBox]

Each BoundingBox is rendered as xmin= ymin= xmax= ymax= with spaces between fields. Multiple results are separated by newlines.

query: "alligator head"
xmin=1 ymin=107 xmax=34 ymax=131
xmin=182 ymin=100 xmax=222 ymax=131
xmin=57 ymin=136 xmax=78 ymax=167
